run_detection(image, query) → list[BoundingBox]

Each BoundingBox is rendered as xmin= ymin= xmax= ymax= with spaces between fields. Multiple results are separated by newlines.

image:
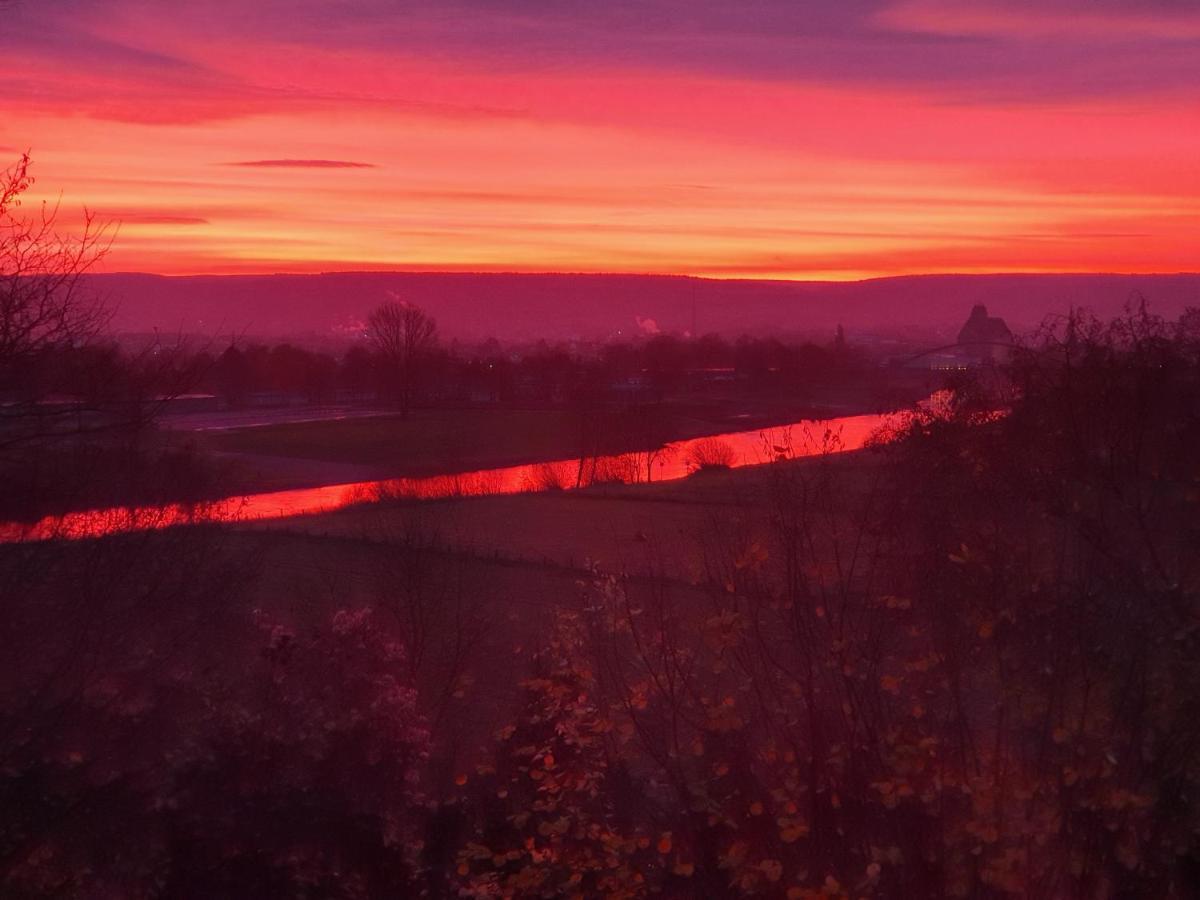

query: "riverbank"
xmin=193 ymin=395 xmax=909 ymax=496
xmin=2 ymin=404 xmax=907 ymax=542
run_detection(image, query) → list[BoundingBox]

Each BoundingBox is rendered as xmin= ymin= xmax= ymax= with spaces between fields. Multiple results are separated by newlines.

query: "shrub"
xmin=685 ymin=436 xmax=737 ymax=472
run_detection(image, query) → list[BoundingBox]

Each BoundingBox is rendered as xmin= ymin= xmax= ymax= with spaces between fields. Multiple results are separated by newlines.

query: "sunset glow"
xmin=5 ymin=0 xmax=1199 ymax=278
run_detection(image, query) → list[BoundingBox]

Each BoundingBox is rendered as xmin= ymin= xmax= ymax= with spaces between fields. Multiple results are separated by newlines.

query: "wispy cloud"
xmin=225 ymin=159 xmax=377 ymax=169
xmin=107 ymin=214 xmax=209 ymax=225
xmin=876 ymin=0 xmax=1200 ymax=40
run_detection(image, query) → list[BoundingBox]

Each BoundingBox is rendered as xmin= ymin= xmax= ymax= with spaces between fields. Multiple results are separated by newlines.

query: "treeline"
xmin=4 ymin=306 xmax=1198 ymax=898
xmin=2 ymin=330 xmax=865 ymax=410
xmin=0 ymin=316 xmax=885 ymax=520
xmin=180 ymin=328 xmax=866 ymax=408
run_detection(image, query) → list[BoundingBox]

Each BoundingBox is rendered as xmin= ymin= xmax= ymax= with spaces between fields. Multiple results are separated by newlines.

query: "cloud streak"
xmin=226 ymin=159 xmax=377 ymax=169
xmin=106 ymin=214 xmax=209 ymax=225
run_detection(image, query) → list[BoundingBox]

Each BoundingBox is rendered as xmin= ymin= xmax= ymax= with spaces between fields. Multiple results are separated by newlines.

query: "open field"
xmin=193 ymin=393 xmax=902 ymax=494
xmin=158 ymin=405 xmax=400 ymax=432
xmin=242 ymin=447 xmax=880 ymax=579
xmin=197 ymin=408 xmax=583 ymax=469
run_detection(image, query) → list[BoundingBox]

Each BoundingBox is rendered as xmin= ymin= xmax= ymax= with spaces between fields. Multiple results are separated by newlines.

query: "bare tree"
xmin=0 ymin=157 xmax=220 ymax=521
xmin=1 ymin=153 xmax=117 ymax=451
xmin=366 ymin=299 xmax=437 ymax=417
xmin=0 ymin=154 xmax=112 ymax=379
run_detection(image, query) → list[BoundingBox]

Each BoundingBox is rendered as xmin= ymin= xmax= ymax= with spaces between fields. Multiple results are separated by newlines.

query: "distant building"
xmin=957 ymin=305 xmax=1012 ymax=361
xmin=895 ymin=305 xmax=1014 ymax=370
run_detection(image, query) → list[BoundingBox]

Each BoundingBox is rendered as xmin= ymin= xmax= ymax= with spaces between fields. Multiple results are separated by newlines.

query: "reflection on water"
xmin=1 ymin=408 xmax=913 ymax=543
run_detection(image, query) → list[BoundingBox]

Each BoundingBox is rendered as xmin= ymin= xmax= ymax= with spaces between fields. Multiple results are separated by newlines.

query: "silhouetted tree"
xmin=340 ymin=343 xmax=377 ymax=398
xmin=367 ymin=300 xmax=438 ymax=417
xmin=214 ymin=344 xmax=251 ymax=406
xmin=0 ymin=154 xmax=112 ymax=438
xmin=0 ymin=155 xmax=110 ymax=373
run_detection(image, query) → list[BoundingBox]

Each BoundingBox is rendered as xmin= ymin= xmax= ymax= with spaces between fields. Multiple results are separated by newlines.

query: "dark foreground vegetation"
xmin=2 ymin=304 xmax=1198 ymax=899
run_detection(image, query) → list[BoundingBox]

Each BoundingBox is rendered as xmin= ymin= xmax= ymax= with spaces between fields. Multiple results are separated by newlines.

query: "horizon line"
xmin=92 ymin=269 xmax=1200 ymax=284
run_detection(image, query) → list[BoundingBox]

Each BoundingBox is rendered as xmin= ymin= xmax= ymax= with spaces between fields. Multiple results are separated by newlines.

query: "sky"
xmin=3 ymin=0 xmax=1199 ymax=279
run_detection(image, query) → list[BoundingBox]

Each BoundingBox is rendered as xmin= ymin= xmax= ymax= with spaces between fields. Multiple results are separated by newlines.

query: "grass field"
xmin=244 ymin=446 xmax=879 ymax=579
xmin=197 ymin=408 xmax=584 ymax=471
xmin=193 ymin=395 xmax=877 ymax=492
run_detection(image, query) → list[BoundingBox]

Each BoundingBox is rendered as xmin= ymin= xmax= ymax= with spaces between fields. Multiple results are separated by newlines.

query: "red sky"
xmin=4 ymin=0 xmax=1199 ymax=279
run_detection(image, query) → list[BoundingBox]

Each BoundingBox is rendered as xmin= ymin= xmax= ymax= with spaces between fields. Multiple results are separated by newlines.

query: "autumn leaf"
xmin=720 ymin=840 xmax=750 ymax=869
xmin=760 ymin=859 xmax=784 ymax=882
xmin=779 ymin=819 xmax=810 ymax=843
xmin=703 ymin=610 xmax=747 ymax=652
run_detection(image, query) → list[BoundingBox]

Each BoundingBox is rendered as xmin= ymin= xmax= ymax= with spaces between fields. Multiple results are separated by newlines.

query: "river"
xmin=1 ymin=407 xmax=915 ymax=543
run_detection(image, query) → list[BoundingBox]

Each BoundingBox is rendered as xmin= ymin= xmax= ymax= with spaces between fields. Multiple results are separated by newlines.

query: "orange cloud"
xmin=226 ymin=159 xmax=377 ymax=168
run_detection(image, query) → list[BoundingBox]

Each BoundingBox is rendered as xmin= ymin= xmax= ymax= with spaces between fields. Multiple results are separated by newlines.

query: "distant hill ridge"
xmin=90 ymin=272 xmax=1200 ymax=341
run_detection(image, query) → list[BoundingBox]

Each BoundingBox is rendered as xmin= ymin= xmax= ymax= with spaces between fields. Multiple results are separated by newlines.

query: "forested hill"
xmin=93 ymin=271 xmax=1200 ymax=341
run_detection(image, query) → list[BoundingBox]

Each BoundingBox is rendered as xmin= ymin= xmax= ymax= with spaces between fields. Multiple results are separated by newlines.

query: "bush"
xmin=685 ymin=436 xmax=737 ymax=472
